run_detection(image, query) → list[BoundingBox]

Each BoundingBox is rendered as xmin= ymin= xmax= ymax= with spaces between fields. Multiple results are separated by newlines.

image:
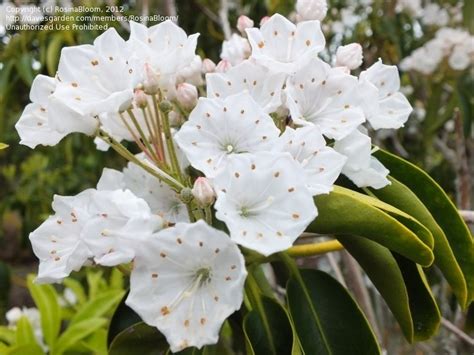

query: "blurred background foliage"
xmin=0 ymin=0 xmax=472 ymax=353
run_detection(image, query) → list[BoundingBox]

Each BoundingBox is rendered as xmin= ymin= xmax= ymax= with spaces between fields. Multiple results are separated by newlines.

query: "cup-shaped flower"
xmin=334 ymin=129 xmax=390 ymax=189
xmin=359 ymin=60 xmax=412 ymax=130
xmin=285 ymin=58 xmax=365 ymax=140
xmin=277 ymin=126 xmax=346 ymax=195
xmin=126 ymin=220 xmax=247 ymax=352
xmin=213 ymin=153 xmax=317 ymax=256
xmin=335 ymin=43 xmax=363 ymax=70
xmin=246 ymin=13 xmax=325 ymax=74
xmin=220 ymin=34 xmax=251 ymax=66
xmin=206 ymin=60 xmax=286 ymax=114
xmin=174 ymin=92 xmax=280 ymax=177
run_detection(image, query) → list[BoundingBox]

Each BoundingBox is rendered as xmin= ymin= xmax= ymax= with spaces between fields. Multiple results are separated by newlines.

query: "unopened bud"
xmin=237 ymin=15 xmax=254 ymax=35
xmin=134 ymin=89 xmax=148 ymax=108
xmin=180 ymin=187 xmax=193 ymax=203
xmin=202 ymin=58 xmax=216 ymax=74
xmin=143 ymin=63 xmax=160 ymax=94
xmin=159 ymin=100 xmax=173 ymax=113
xmin=296 ymin=0 xmax=328 ymax=22
xmin=259 ymin=16 xmax=270 ymax=26
xmin=192 ymin=177 xmax=215 ymax=206
xmin=168 ymin=110 xmax=183 ymax=127
xmin=176 ymin=83 xmax=198 ymax=110
xmin=335 ymin=43 xmax=363 ymax=70
xmin=215 ymin=59 xmax=231 ymax=73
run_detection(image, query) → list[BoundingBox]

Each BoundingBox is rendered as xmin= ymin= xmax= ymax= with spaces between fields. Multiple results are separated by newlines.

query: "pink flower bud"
xmin=168 ymin=110 xmax=183 ymax=127
xmin=134 ymin=89 xmax=148 ymax=108
xmin=296 ymin=0 xmax=328 ymax=21
xmin=143 ymin=63 xmax=160 ymax=94
xmin=202 ymin=58 xmax=216 ymax=74
xmin=192 ymin=177 xmax=215 ymax=206
xmin=215 ymin=59 xmax=231 ymax=73
xmin=335 ymin=43 xmax=363 ymax=70
xmin=176 ymin=83 xmax=198 ymax=109
xmin=259 ymin=16 xmax=270 ymax=26
xmin=237 ymin=15 xmax=254 ymax=35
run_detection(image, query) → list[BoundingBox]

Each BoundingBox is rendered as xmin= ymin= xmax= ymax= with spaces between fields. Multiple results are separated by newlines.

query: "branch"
xmin=441 ymin=317 xmax=474 ymax=346
xmin=218 ymin=0 xmax=232 ymax=40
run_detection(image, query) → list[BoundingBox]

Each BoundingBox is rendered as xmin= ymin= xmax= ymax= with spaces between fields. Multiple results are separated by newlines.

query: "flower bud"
xmin=215 ymin=59 xmax=231 ymax=73
xmin=168 ymin=110 xmax=183 ymax=127
xmin=335 ymin=43 xmax=363 ymax=70
xmin=296 ymin=0 xmax=328 ymax=22
xmin=192 ymin=177 xmax=215 ymax=206
xmin=159 ymin=100 xmax=173 ymax=113
xmin=237 ymin=15 xmax=254 ymax=35
xmin=180 ymin=187 xmax=193 ymax=203
xmin=176 ymin=83 xmax=198 ymax=109
xmin=5 ymin=307 xmax=22 ymax=325
xmin=143 ymin=63 xmax=160 ymax=94
xmin=202 ymin=58 xmax=216 ymax=73
xmin=259 ymin=16 xmax=270 ymax=26
xmin=134 ymin=89 xmax=148 ymax=108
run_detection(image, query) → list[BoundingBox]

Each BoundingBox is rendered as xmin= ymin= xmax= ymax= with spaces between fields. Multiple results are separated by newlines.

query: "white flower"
xmin=395 ymin=0 xmax=422 ymax=16
xmin=213 ymin=153 xmax=317 ymax=256
xmin=277 ymin=126 xmax=346 ymax=195
xmin=359 ymin=60 xmax=412 ymax=130
xmin=295 ymin=0 xmax=328 ymax=22
xmin=6 ymin=307 xmax=23 ymax=325
xmin=335 ymin=43 xmax=363 ymax=70
xmin=422 ymin=4 xmax=448 ymax=27
xmin=176 ymin=83 xmax=198 ymax=109
xmin=237 ymin=15 xmax=254 ymax=34
xmin=126 ymin=220 xmax=247 ymax=352
xmin=202 ymin=58 xmax=216 ymax=73
xmin=206 ymin=60 xmax=286 ymax=114
xmin=334 ymin=129 xmax=390 ymax=189
xmin=63 ymin=288 xmax=78 ymax=305
xmin=98 ymin=161 xmax=189 ymax=224
xmin=246 ymin=13 xmax=325 ymax=74
xmin=15 ymin=75 xmax=70 ymax=148
xmin=192 ymin=177 xmax=215 ymax=206
xmin=176 ymin=55 xmax=204 ymax=86
xmin=449 ymin=44 xmax=471 ymax=71
xmin=220 ymin=34 xmax=251 ymax=66
xmin=285 ymin=58 xmax=365 ymax=140
xmin=175 ymin=92 xmax=280 ymax=177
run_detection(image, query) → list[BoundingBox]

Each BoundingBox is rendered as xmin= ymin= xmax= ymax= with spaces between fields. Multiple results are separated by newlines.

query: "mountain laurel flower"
xmin=285 ymin=58 xmax=365 ymax=140
xmin=335 ymin=43 xmax=363 ymax=70
xmin=206 ymin=60 xmax=286 ymax=114
xmin=215 ymin=59 xmax=232 ymax=73
xmin=192 ymin=177 xmax=216 ymax=206
xmin=213 ymin=153 xmax=317 ymax=256
xmin=246 ymin=13 xmax=325 ymax=74
xmin=202 ymin=58 xmax=217 ymax=73
xmin=133 ymin=89 xmax=148 ymax=108
xmin=295 ymin=0 xmax=328 ymax=22
xmin=220 ymin=34 xmax=251 ymax=66
xmin=277 ymin=126 xmax=347 ymax=195
xmin=176 ymin=83 xmax=199 ymax=109
xmin=175 ymin=92 xmax=280 ymax=177
xmin=359 ymin=59 xmax=412 ymax=130
xmin=334 ymin=129 xmax=390 ymax=189
xmin=143 ymin=62 xmax=161 ymax=94
xmin=237 ymin=15 xmax=254 ymax=35
xmin=126 ymin=221 xmax=247 ymax=352
xmin=259 ymin=16 xmax=270 ymax=26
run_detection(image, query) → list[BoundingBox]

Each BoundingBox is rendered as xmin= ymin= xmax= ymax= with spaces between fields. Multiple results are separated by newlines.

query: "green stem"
xmin=204 ymin=206 xmax=213 ymax=225
xmin=127 ymin=109 xmax=160 ymax=163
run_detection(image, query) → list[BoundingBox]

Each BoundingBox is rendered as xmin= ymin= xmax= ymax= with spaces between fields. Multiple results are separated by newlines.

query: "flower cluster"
xmin=17 ymin=11 xmax=412 ymax=352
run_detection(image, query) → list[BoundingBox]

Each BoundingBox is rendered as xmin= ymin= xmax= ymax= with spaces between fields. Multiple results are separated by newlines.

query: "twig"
xmin=460 ymin=210 xmax=474 ymax=224
xmin=218 ymin=0 xmax=232 ymax=40
xmin=326 ymin=253 xmax=346 ymax=287
xmin=141 ymin=0 xmax=149 ymax=25
xmin=165 ymin=0 xmax=178 ymax=20
xmin=441 ymin=317 xmax=474 ymax=346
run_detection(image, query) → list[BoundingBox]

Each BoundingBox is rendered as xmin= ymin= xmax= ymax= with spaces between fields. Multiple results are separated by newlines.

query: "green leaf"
xmin=0 ymin=143 xmax=8 ymax=150
xmin=70 ymin=290 xmax=124 ymax=326
xmin=310 ymin=187 xmax=434 ymax=266
xmin=46 ymin=35 xmax=63 ymax=76
xmin=243 ymin=297 xmax=298 ymax=355
xmin=15 ymin=317 xmax=37 ymax=346
xmin=0 ymin=326 xmax=16 ymax=345
xmin=52 ymin=317 xmax=107 ymax=355
xmin=370 ymin=176 xmax=468 ymax=307
xmin=287 ymin=269 xmax=380 ymax=355
xmin=338 ymin=236 xmax=441 ymax=342
xmin=107 ymin=292 xmax=142 ymax=346
xmin=108 ymin=322 xmax=168 ymax=355
xmin=7 ymin=343 xmax=44 ymax=355
xmin=375 ymin=149 xmax=474 ymax=304
xmin=62 ymin=278 xmax=87 ymax=305
xmin=27 ymin=275 xmax=61 ymax=347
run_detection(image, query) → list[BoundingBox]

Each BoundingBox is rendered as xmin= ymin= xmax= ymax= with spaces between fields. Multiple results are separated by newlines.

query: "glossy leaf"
xmin=7 ymin=343 xmax=44 ymax=355
xmin=15 ymin=316 xmax=37 ymax=346
xmin=338 ymin=236 xmax=441 ymax=342
xmin=70 ymin=290 xmax=124 ymax=326
xmin=310 ymin=187 xmax=434 ymax=266
xmin=27 ymin=275 xmax=61 ymax=348
xmin=375 ymin=149 xmax=474 ymax=304
xmin=107 ymin=292 xmax=142 ymax=346
xmin=287 ymin=269 xmax=380 ymax=355
xmin=243 ymin=297 xmax=297 ymax=355
xmin=108 ymin=322 xmax=168 ymax=355
xmin=52 ymin=318 xmax=107 ymax=355
xmin=370 ymin=176 xmax=468 ymax=307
